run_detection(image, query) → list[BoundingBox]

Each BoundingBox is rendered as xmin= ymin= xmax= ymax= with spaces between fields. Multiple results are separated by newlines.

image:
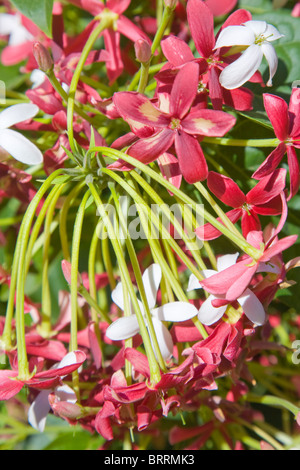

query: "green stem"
xmin=202 ymin=137 xmax=280 ymax=147
xmin=41 ymin=183 xmax=66 ymax=336
xmin=88 ymin=221 xmax=106 ymax=358
xmin=88 ymin=182 xmax=162 ymax=384
xmin=109 ymin=183 xmax=167 ymax=372
xmin=130 ymin=171 xmax=207 ymax=272
xmin=70 ymin=190 xmax=91 ymax=352
xmin=59 ymin=182 xmax=86 ymax=261
xmin=103 ymin=168 xmax=205 ymax=282
xmin=67 ymin=18 xmax=112 ymax=152
xmin=246 ymin=394 xmax=300 ymax=419
xmin=137 ymin=61 xmax=151 ymax=94
xmin=92 ymin=147 xmax=262 ymax=260
xmin=151 ymin=4 xmax=175 ymax=56
xmin=47 ymin=70 xmax=95 ymax=125
xmin=103 ymin=169 xmax=208 ymax=339
xmin=14 ymin=170 xmax=63 ymax=379
xmin=25 ymin=184 xmax=65 ymax=275
xmin=69 ymin=190 xmax=91 ymax=399
xmin=127 ymin=62 xmax=167 ymax=92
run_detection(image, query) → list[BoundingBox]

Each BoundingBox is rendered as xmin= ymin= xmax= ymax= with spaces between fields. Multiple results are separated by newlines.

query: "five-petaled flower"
xmin=159 ymin=0 xmax=254 ymax=110
xmin=0 ymin=350 xmax=86 ymax=401
xmin=215 ymin=20 xmax=283 ymax=89
xmin=199 ymin=230 xmax=297 ymax=303
xmin=105 ymin=264 xmax=199 ymax=360
xmin=112 ymin=61 xmax=236 ymax=183
xmin=196 ymin=169 xmax=287 ymax=239
xmin=188 ymin=253 xmax=266 ymax=326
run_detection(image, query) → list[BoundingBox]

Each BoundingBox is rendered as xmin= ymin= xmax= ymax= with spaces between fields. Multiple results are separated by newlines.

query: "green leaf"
xmin=10 ymin=0 xmax=54 ymax=38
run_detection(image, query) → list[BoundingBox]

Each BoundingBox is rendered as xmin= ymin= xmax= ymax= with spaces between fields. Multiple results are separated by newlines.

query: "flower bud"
xmin=49 ymin=397 xmax=84 ymax=420
xmin=134 ymin=38 xmax=152 ymax=64
xmin=32 ymin=42 xmax=53 ymax=73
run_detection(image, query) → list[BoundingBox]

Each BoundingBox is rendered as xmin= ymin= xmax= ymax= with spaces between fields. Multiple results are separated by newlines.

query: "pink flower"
xmin=159 ymin=0 xmax=254 ymax=110
xmin=112 ymin=61 xmax=236 ymax=183
xmin=188 ymin=253 xmax=266 ymax=326
xmin=252 ymin=89 xmax=300 ymax=199
xmin=292 ymin=2 xmax=300 ymax=17
xmin=199 ymin=230 xmax=297 ymax=303
xmin=0 ymin=350 xmax=86 ymax=401
xmin=196 ymin=169 xmax=287 ymax=239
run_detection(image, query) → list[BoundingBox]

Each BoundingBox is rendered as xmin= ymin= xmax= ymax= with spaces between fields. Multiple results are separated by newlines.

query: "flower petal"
xmin=175 ymin=132 xmax=208 ymax=183
xmin=151 ymin=302 xmax=198 ymax=322
xmin=111 ymin=282 xmax=125 ymax=310
xmin=216 ymin=253 xmax=240 ymax=272
xmin=252 ymin=142 xmax=286 ymax=180
xmin=207 ymin=171 xmax=246 ymax=207
xmin=214 ymin=25 xmax=255 ymax=49
xmin=263 ymin=23 xmax=284 ymax=42
xmin=261 ymin=42 xmax=278 ymax=87
xmin=161 ymin=35 xmax=195 ymax=66
xmin=247 ymin=168 xmax=287 ymax=205
xmin=187 ymin=0 xmax=215 ymax=58
xmin=0 ymin=103 xmax=39 ymax=129
xmin=243 ymin=20 xmax=267 ymax=37
xmin=187 ymin=273 xmax=203 ymax=291
xmin=287 ymin=144 xmax=300 ymax=199
xmin=113 ymin=92 xmax=170 ymax=128
xmin=0 ymin=129 xmax=43 ymax=165
xmin=28 ymin=390 xmax=51 ymax=432
xmin=142 ymin=263 xmax=162 ymax=309
xmin=260 ymin=235 xmax=298 ymax=262
xmin=198 ymin=294 xmax=228 ymax=325
xmin=195 ymin=208 xmax=242 ymax=241
xmin=169 ymin=62 xmax=199 ymax=119
xmin=182 ymin=108 xmax=236 ymax=137
xmin=157 ymin=152 xmax=182 ymax=192
xmin=219 ymin=44 xmax=263 ymax=90
xmin=151 ymin=317 xmax=174 ymax=360
xmin=105 ymin=315 xmax=140 ymax=341
xmin=128 ymin=128 xmax=175 ymax=164
xmin=238 ymin=288 xmax=266 ymax=325
xmin=205 ymin=0 xmax=238 ymax=17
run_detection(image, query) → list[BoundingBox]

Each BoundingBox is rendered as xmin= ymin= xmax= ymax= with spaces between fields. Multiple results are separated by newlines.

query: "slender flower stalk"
xmin=67 ymin=17 xmax=113 ymax=151
xmin=88 ymin=181 xmax=162 ymax=384
xmin=91 ymin=146 xmax=263 ymax=260
xmin=7 ymin=169 xmax=63 ymax=378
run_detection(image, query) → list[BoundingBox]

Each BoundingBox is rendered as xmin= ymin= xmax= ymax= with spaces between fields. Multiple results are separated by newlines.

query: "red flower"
xmin=112 ymin=61 xmax=236 ymax=183
xmin=158 ymin=0 xmax=254 ymax=111
xmin=0 ymin=350 xmax=86 ymax=401
xmin=200 ymin=230 xmax=297 ymax=302
xmin=252 ymin=89 xmax=300 ymax=199
xmin=196 ymin=169 xmax=287 ymax=239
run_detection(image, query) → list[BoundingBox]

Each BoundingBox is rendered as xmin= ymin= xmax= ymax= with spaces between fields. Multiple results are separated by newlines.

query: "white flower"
xmin=0 ymin=104 xmax=43 ymax=165
xmin=188 ymin=253 xmax=266 ymax=326
xmin=214 ymin=20 xmax=283 ymax=89
xmin=106 ymin=264 xmax=199 ymax=360
xmin=0 ymin=13 xmax=33 ymax=46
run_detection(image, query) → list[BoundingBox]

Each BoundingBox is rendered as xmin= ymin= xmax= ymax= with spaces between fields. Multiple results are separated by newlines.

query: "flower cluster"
xmin=0 ymin=0 xmax=299 ymax=452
